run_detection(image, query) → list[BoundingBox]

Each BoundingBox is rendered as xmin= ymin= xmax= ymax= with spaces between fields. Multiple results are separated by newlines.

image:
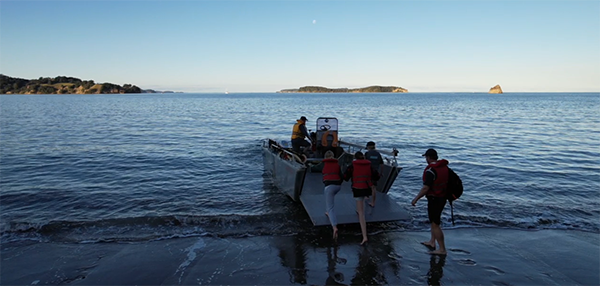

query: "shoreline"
xmin=2 ymin=228 xmax=598 ymax=285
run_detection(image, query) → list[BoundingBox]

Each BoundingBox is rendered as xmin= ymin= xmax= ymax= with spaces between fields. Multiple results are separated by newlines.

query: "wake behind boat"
xmin=262 ymin=117 xmax=410 ymax=226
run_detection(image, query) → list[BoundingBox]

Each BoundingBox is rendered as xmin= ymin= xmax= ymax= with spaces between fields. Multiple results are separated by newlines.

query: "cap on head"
xmin=300 ymin=116 xmax=308 ymax=122
xmin=366 ymin=141 xmax=375 ymax=148
xmin=422 ymin=148 xmax=438 ymax=159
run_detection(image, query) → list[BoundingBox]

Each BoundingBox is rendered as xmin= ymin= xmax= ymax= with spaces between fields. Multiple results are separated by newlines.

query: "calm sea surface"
xmin=1 ymin=92 xmax=599 ymax=243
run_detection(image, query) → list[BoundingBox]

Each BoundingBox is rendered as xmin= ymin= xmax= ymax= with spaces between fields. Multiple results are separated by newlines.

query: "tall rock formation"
xmin=489 ymin=84 xmax=503 ymax=94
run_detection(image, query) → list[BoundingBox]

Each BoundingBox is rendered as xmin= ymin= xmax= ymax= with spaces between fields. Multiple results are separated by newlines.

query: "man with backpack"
xmin=411 ymin=148 xmax=449 ymax=255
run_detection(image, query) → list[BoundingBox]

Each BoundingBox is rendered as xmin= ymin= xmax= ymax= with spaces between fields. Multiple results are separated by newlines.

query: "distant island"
xmin=0 ymin=74 xmax=146 ymax=94
xmin=141 ymin=89 xmax=181 ymax=94
xmin=278 ymin=85 xmax=408 ymax=93
xmin=489 ymin=84 xmax=503 ymax=94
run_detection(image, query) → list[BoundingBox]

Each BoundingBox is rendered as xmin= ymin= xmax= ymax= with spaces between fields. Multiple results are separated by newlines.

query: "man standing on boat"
xmin=411 ymin=148 xmax=449 ymax=255
xmin=291 ymin=116 xmax=312 ymax=154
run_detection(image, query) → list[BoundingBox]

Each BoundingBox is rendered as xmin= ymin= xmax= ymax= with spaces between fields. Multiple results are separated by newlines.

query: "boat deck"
xmin=299 ymin=171 xmax=411 ymax=226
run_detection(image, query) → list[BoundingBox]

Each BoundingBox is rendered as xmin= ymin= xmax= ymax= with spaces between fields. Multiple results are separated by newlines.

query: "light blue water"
xmin=1 ymin=92 xmax=598 ymax=243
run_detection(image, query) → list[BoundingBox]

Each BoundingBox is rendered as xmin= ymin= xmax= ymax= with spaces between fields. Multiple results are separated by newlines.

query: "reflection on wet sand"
xmin=273 ymin=231 xmax=409 ymax=285
xmin=427 ymin=254 xmax=446 ymax=286
xmin=275 ymin=235 xmax=308 ymax=284
xmin=326 ymin=245 xmax=346 ymax=285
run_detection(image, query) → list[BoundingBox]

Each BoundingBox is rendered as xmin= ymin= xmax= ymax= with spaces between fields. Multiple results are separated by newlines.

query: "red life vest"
xmin=322 ymin=158 xmax=342 ymax=182
xmin=422 ymin=159 xmax=449 ymax=197
xmin=351 ymin=159 xmax=373 ymax=189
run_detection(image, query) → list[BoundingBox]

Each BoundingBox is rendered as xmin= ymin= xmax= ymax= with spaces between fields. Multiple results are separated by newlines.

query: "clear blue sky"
xmin=1 ymin=0 xmax=599 ymax=92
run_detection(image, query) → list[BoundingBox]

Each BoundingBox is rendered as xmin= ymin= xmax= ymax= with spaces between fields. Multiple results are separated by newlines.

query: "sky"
xmin=1 ymin=0 xmax=599 ymax=93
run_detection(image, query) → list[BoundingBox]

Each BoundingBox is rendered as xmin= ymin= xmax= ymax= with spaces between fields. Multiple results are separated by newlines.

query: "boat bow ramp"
xmin=299 ymin=172 xmax=410 ymax=226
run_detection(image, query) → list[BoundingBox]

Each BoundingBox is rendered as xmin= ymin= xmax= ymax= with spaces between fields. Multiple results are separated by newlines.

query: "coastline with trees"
xmin=0 ymin=75 xmax=143 ymax=94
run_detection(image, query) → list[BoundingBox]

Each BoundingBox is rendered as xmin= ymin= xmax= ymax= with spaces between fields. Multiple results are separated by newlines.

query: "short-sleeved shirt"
xmin=423 ymin=168 xmax=436 ymax=188
xmin=365 ymin=150 xmax=383 ymax=173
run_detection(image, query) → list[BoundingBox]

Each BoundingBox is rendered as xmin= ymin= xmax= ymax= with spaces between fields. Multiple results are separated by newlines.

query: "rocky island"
xmin=0 ymin=74 xmax=143 ymax=94
xmin=489 ymin=84 xmax=503 ymax=94
xmin=278 ymin=85 xmax=408 ymax=93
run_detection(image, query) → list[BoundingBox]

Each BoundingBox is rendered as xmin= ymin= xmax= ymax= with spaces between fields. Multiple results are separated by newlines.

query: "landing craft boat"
xmin=262 ymin=117 xmax=410 ymax=226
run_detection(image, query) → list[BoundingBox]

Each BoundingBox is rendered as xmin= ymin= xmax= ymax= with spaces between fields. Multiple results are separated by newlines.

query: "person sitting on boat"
xmin=343 ymin=151 xmax=380 ymax=245
xmin=322 ymin=150 xmax=343 ymax=240
xmin=291 ymin=116 xmax=312 ymax=154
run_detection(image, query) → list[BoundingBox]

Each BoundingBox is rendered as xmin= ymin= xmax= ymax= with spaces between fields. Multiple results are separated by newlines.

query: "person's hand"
xmin=411 ymin=197 xmax=418 ymax=206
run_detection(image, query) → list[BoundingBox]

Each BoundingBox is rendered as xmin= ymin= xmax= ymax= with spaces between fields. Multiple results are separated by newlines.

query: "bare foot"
xmin=429 ymin=249 xmax=447 ymax=256
xmin=421 ymin=241 xmax=436 ymax=249
xmin=332 ymin=227 xmax=338 ymax=240
xmin=365 ymin=197 xmax=375 ymax=207
xmin=360 ymin=238 xmax=368 ymax=245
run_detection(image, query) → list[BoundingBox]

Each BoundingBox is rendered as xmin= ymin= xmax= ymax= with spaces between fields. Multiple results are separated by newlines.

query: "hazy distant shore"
xmin=278 ymin=85 xmax=409 ymax=93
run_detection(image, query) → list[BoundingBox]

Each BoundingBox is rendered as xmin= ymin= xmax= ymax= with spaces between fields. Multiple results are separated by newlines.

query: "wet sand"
xmin=1 ymin=228 xmax=598 ymax=285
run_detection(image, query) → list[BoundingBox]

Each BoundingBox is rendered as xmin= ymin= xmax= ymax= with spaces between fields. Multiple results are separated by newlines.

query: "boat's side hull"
xmin=262 ymin=143 xmax=306 ymax=201
xmin=378 ymin=164 xmax=401 ymax=194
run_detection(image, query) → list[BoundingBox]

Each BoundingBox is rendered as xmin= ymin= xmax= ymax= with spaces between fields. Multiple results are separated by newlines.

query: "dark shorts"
xmin=427 ymin=196 xmax=447 ymax=225
xmin=352 ymin=188 xmax=371 ymax=199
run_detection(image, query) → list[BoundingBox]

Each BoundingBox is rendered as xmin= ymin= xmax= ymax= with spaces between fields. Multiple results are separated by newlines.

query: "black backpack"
xmin=446 ymin=168 xmax=463 ymax=203
xmin=446 ymin=168 xmax=463 ymax=225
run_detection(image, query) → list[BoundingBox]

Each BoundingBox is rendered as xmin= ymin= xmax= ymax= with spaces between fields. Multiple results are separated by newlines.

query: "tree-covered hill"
xmin=0 ymin=74 xmax=142 ymax=94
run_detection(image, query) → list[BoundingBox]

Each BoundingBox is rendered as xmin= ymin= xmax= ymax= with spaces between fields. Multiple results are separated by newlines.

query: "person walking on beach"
xmin=411 ymin=148 xmax=450 ymax=255
xmin=291 ymin=116 xmax=312 ymax=154
xmin=344 ymin=151 xmax=379 ymax=245
xmin=365 ymin=141 xmax=383 ymax=207
xmin=322 ymin=150 xmax=343 ymax=240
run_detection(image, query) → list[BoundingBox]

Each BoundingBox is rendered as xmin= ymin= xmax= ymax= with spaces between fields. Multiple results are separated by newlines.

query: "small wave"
xmin=3 ymin=209 xmax=598 ymax=244
xmin=0 ymin=207 xmax=600 ymax=243
xmin=0 ymin=213 xmax=312 ymax=244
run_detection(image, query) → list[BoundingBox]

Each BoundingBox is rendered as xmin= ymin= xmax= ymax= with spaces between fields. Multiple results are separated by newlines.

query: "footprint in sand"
xmin=457 ymin=258 xmax=477 ymax=266
xmin=448 ymin=248 xmax=471 ymax=255
xmin=484 ymin=265 xmax=506 ymax=275
xmin=387 ymin=252 xmax=402 ymax=260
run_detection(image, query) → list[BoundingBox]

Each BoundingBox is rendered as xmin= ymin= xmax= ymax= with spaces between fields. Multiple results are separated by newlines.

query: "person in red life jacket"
xmin=322 ymin=150 xmax=343 ymax=240
xmin=411 ymin=148 xmax=450 ymax=255
xmin=343 ymin=151 xmax=380 ymax=245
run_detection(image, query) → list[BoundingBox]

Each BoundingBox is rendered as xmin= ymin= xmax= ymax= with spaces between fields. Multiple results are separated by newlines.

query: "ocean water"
xmin=1 ymin=92 xmax=599 ymax=243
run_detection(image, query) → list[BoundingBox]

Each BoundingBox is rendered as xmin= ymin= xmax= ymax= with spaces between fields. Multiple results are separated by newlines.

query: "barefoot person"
xmin=322 ymin=150 xmax=343 ymax=240
xmin=344 ymin=151 xmax=378 ymax=245
xmin=411 ymin=148 xmax=450 ymax=255
xmin=365 ymin=141 xmax=383 ymax=207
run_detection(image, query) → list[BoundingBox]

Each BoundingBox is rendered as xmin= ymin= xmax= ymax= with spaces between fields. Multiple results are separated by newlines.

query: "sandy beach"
xmin=1 ymin=228 xmax=598 ymax=285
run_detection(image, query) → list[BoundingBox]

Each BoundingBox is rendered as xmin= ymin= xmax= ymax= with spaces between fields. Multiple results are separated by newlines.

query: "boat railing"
xmin=338 ymin=140 xmax=399 ymax=167
xmin=264 ymin=139 xmax=306 ymax=165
